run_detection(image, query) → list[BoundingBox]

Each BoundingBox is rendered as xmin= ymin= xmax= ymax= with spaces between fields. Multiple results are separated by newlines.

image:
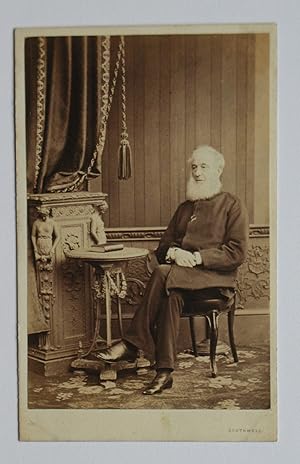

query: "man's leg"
xmin=124 ymin=264 xmax=171 ymax=361
xmin=95 ymin=264 xmax=171 ymax=363
xmin=154 ymin=290 xmax=184 ymax=370
xmin=142 ymin=289 xmax=184 ymax=395
xmin=154 ymin=288 xmax=231 ymax=370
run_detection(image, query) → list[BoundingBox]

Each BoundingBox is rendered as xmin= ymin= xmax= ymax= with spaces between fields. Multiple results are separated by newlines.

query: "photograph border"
xmin=16 ymin=22 xmax=277 ymax=442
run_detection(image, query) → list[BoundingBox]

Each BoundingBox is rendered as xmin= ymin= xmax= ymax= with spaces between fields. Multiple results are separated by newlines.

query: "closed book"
xmin=91 ymin=243 xmax=124 ymax=252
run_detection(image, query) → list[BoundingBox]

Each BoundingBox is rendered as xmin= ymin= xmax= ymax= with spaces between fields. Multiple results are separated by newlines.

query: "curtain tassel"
xmin=118 ymin=136 xmax=132 ymax=180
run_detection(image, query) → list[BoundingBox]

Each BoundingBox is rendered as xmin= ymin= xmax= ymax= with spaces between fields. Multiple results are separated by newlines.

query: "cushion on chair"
xmin=182 ymin=297 xmax=230 ymax=316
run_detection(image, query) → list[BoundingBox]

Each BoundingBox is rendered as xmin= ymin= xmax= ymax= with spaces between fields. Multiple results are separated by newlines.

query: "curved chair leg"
xmin=207 ymin=310 xmax=219 ymax=378
xmin=189 ymin=316 xmax=198 ymax=357
xmin=228 ymin=309 xmax=239 ymax=363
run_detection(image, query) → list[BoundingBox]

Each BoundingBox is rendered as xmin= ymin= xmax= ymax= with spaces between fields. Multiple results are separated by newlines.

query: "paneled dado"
xmin=105 ymin=225 xmax=270 ymax=316
xmin=105 ymin=225 xmax=270 ymax=350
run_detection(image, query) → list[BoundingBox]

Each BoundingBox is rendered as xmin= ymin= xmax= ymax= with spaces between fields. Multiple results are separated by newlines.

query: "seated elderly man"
xmin=96 ymin=145 xmax=248 ymax=395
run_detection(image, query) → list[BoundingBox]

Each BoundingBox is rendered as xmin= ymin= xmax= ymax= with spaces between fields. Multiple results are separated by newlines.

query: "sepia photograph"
xmin=15 ymin=23 xmax=277 ymax=441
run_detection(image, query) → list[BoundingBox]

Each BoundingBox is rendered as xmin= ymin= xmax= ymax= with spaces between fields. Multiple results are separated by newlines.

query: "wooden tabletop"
xmin=66 ymin=246 xmax=149 ymax=263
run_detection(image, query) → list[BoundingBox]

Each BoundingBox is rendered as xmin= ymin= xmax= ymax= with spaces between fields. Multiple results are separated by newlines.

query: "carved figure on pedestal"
xmin=30 ymin=206 xmax=60 ymax=351
xmin=90 ymin=201 xmax=109 ymax=245
xmin=31 ymin=206 xmax=60 ymax=262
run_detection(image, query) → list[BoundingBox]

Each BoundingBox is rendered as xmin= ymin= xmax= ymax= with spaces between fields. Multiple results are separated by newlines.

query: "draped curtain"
xmin=25 ymin=35 xmax=118 ymax=193
xmin=25 ymin=35 xmax=120 ymax=334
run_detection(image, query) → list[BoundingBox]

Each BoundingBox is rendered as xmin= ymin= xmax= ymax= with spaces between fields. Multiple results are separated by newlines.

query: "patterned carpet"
xmin=28 ymin=345 xmax=270 ymax=410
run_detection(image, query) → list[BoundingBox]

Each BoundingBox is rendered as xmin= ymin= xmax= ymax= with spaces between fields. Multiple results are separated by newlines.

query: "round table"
xmin=66 ymin=246 xmax=149 ymax=352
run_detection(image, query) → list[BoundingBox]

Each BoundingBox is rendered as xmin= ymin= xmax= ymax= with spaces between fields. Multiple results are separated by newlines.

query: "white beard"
xmin=186 ymin=176 xmax=222 ymax=201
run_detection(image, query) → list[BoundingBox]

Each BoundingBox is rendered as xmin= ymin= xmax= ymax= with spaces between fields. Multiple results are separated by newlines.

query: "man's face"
xmin=191 ymin=151 xmax=221 ymax=185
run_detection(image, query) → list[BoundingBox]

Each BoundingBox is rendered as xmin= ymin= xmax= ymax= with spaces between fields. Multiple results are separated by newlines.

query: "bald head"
xmin=189 ymin=145 xmax=225 ymax=175
xmin=186 ymin=145 xmax=224 ymax=201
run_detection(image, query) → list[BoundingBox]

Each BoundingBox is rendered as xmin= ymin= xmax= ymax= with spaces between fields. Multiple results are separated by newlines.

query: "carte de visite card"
xmin=15 ymin=23 xmax=277 ymax=442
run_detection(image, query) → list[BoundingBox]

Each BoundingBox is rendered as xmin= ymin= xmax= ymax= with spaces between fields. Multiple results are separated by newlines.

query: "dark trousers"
xmin=124 ymin=264 xmax=182 ymax=370
xmin=124 ymin=264 xmax=227 ymax=370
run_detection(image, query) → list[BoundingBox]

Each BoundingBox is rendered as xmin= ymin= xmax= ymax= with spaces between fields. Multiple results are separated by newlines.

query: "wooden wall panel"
xmin=184 ymin=36 xmax=196 ymax=187
xmin=159 ymin=36 xmax=171 ymax=224
xmin=221 ymin=35 xmax=237 ymax=193
xmin=195 ymin=35 xmax=211 ymax=147
xmin=107 ymin=79 xmax=120 ymax=227
xmin=170 ymin=35 xmax=186 ymax=213
xmin=236 ymin=35 xmax=248 ymax=207
xmin=211 ymin=35 xmax=222 ymax=151
xmin=99 ymin=34 xmax=269 ymax=228
xmin=144 ymin=36 xmax=161 ymax=225
xmin=254 ymin=34 xmax=270 ymax=224
xmin=133 ymin=36 xmax=145 ymax=226
xmin=246 ymin=35 xmax=256 ymax=222
xmin=119 ymin=36 xmax=135 ymax=227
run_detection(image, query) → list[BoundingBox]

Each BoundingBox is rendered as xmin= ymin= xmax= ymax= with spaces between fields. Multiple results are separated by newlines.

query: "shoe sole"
xmin=142 ymin=378 xmax=173 ymax=395
xmin=94 ymin=354 xmax=137 ymax=364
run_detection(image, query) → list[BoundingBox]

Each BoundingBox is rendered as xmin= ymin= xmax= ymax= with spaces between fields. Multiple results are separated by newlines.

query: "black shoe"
xmin=94 ymin=341 xmax=137 ymax=364
xmin=142 ymin=371 xmax=173 ymax=395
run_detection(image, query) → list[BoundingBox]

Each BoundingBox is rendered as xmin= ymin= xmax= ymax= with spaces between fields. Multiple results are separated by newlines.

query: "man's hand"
xmin=174 ymin=249 xmax=197 ymax=267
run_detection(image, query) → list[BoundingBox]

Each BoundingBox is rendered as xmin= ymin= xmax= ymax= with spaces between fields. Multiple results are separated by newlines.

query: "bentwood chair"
xmin=181 ymin=290 xmax=238 ymax=378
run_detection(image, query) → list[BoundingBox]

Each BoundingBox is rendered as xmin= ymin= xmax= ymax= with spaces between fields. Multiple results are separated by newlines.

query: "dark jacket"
xmin=155 ymin=192 xmax=249 ymax=291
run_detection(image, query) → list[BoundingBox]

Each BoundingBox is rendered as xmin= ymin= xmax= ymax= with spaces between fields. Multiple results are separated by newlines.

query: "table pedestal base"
xmin=70 ymin=351 xmax=151 ymax=384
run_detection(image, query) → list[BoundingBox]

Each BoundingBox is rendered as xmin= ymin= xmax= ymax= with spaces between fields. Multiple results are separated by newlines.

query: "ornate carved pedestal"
xmin=27 ymin=192 xmax=107 ymax=376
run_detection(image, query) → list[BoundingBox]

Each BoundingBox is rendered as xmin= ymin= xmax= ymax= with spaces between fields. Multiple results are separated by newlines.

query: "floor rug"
xmin=28 ymin=345 xmax=270 ymax=410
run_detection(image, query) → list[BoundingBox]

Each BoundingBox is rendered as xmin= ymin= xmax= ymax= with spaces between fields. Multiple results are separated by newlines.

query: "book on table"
xmin=90 ymin=243 xmax=124 ymax=253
